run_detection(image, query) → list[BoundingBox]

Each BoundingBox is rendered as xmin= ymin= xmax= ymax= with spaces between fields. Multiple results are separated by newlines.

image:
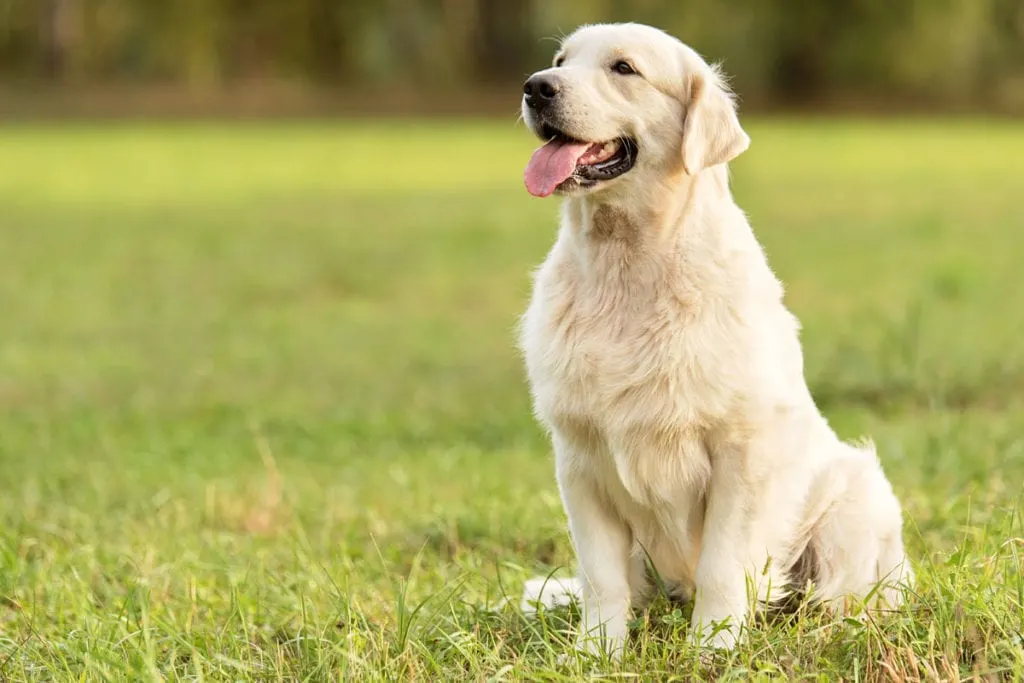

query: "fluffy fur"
xmin=516 ymin=23 xmax=913 ymax=656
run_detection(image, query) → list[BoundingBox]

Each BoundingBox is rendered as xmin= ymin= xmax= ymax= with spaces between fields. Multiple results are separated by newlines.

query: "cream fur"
xmin=516 ymin=23 xmax=913 ymax=656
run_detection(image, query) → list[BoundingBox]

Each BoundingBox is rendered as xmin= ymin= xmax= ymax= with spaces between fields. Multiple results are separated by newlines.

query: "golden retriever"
xmin=516 ymin=22 xmax=913 ymax=657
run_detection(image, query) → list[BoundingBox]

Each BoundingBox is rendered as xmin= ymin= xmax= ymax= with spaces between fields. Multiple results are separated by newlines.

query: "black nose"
xmin=523 ymin=75 xmax=559 ymax=110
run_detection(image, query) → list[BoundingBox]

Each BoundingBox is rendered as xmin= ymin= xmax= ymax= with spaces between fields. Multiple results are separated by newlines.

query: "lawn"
xmin=0 ymin=117 xmax=1022 ymax=681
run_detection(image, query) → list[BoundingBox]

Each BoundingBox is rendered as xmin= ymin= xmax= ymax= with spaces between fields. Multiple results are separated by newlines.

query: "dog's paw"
xmin=571 ymin=629 xmax=626 ymax=664
xmin=688 ymin=618 xmax=739 ymax=651
xmin=520 ymin=576 xmax=582 ymax=613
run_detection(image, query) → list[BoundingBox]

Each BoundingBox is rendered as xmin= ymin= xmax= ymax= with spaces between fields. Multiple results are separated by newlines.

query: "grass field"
xmin=1 ymin=118 xmax=1023 ymax=681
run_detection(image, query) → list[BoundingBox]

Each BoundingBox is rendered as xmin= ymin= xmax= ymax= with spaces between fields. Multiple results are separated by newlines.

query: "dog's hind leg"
xmin=804 ymin=442 xmax=913 ymax=612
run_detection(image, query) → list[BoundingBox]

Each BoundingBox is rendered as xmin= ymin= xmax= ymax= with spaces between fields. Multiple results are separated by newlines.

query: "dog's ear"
xmin=681 ymin=67 xmax=750 ymax=175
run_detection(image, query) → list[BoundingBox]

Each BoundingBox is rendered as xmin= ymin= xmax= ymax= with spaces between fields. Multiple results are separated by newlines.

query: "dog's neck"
xmin=555 ymin=164 xmax=759 ymax=302
xmin=563 ymin=165 xmax=733 ymax=249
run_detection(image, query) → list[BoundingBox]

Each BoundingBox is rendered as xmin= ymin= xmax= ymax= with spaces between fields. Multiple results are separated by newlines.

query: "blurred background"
xmin=2 ymin=0 xmax=1023 ymax=117
xmin=2 ymin=2 xmax=1024 ymax=679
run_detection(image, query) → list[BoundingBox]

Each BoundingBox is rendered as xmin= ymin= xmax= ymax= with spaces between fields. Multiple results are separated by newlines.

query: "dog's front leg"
xmin=554 ymin=435 xmax=634 ymax=659
xmin=689 ymin=443 xmax=776 ymax=651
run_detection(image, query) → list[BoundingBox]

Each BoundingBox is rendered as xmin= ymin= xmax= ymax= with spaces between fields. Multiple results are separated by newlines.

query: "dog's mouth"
xmin=524 ymin=126 xmax=638 ymax=198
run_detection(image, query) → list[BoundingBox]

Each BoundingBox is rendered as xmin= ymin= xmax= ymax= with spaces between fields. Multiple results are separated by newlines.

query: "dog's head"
xmin=521 ymin=23 xmax=750 ymax=198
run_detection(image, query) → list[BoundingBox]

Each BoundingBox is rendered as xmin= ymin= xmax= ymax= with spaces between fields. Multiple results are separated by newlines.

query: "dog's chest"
xmin=522 ymin=264 xmax=726 ymax=580
xmin=522 ymin=259 xmax=734 ymax=433
xmin=520 ymin=252 xmax=741 ymax=509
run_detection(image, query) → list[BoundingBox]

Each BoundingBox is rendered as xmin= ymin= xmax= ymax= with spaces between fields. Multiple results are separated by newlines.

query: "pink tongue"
xmin=524 ymin=139 xmax=592 ymax=197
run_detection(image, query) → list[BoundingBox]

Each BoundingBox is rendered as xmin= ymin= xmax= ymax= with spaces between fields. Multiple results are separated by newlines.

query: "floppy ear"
xmin=681 ymin=67 xmax=750 ymax=175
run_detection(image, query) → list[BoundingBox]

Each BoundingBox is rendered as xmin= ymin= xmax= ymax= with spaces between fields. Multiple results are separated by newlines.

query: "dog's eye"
xmin=612 ymin=60 xmax=637 ymax=76
xmin=554 ymin=56 xmax=565 ymax=67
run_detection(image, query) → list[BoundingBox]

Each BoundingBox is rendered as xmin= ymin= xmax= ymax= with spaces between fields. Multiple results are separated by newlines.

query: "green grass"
xmin=1 ymin=117 xmax=1023 ymax=681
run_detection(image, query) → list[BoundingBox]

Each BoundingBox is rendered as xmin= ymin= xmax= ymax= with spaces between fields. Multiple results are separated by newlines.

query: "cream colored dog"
xmin=516 ymin=22 xmax=913 ymax=656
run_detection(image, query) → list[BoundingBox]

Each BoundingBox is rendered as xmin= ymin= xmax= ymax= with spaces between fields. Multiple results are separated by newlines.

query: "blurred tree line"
xmin=1 ymin=0 xmax=1023 ymax=110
